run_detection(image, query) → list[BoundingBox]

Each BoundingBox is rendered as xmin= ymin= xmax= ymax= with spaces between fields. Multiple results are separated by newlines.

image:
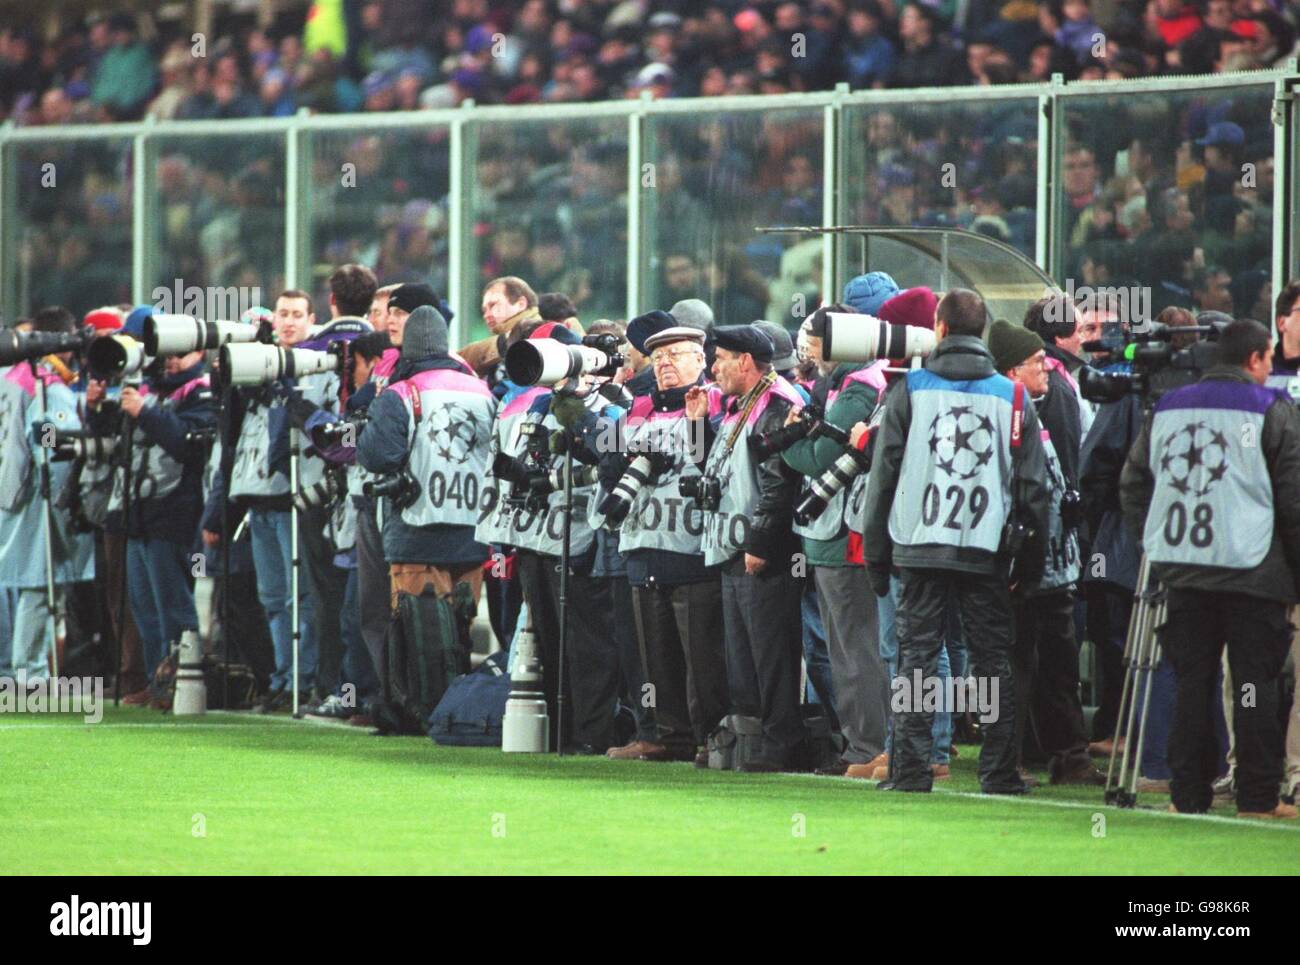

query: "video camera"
xmin=504 ymin=333 xmax=626 ymax=387
xmin=748 ymin=402 xmax=850 ymax=461
xmin=1077 ymin=320 xmax=1226 ymax=404
xmin=599 ymin=449 xmax=676 ymax=525
xmin=0 ymin=329 xmax=87 ymax=367
xmin=820 ymin=314 xmax=936 ymax=364
xmin=143 ymin=313 xmax=274 ymax=357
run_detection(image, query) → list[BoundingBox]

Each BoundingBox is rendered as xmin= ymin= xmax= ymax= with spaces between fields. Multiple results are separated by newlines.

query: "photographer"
xmin=1120 ymin=318 xmax=1300 ymax=820
xmin=986 ymin=320 xmax=1100 ymax=785
xmin=0 ymin=307 xmax=95 ymax=681
xmin=585 ymin=322 xmax=728 ymax=765
xmin=356 ymin=305 xmax=495 ymax=729
xmin=780 ymin=304 xmax=890 ymax=778
xmin=94 ymin=344 xmax=215 ymax=706
xmin=201 ymin=290 xmax=338 ymax=711
xmin=862 ymin=290 xmax=1050 ymax=794
xmin=686 ymin=323 xmax=804 ymax=772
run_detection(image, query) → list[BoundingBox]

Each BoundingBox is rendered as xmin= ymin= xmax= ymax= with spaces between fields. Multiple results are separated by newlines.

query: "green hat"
xmin=986 ymin=319 xmax=1044 ymax=373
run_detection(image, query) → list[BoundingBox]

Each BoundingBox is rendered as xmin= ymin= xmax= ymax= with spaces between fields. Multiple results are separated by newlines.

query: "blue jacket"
xmin=356 ymin=355 xmax=489 ymax=567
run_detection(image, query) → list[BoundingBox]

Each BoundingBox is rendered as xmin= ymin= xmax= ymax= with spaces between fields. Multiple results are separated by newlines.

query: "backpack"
xmin=373 ymin=580 xmax=475 ymax=735
xmin=428 ymin=650 xmax=510 ymax=746
xmin=707 ymin=714 xmax=763 ymax=770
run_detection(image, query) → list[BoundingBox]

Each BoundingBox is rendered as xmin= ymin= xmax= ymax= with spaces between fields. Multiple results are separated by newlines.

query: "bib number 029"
xmin=921 ymin=483 xmax=989 ymax=531
xmin=1163 ymin=501 xmax=1213 ymax=548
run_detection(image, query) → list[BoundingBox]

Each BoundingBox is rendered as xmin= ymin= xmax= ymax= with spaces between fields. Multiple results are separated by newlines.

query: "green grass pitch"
xmin=1 ymin=708 xmax=1295 ymax=875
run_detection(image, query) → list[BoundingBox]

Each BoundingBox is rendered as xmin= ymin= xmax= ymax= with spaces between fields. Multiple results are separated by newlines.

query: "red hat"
xmin=84 ymin=307 xmax=124 ymax=332
xmin=877 ymin=287 xmax=938 ymax=331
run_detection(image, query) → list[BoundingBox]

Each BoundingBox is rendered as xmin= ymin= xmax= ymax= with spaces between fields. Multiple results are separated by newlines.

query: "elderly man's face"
xmin=650 ymin=340 xmax=705 ymax=390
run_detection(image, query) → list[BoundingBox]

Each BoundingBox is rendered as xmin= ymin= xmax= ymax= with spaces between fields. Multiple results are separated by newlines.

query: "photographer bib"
xmin=107 ymin=377 xmax=208 ymax=512
xmin=1038 ymin=429 xmax=1080 ymax=592
xmin=231 ymin=398 xmax=287 ymax=498
xmin=475 ymin=387 xmax=546 ymax=547
xmin=391 ymin=368 xmax=497 ymax=529
xmin=701 ymin=377 xmax=803 ymax=567
xmin=888 ymin=371 xmax=1014 ymax=555
xmin=0 ymin=367 xmax=34 ymax=511
xmin=616 ymin=394 xmax=711 ymax=556
xmin=1144 ymin=381 xmax=1278 ymax=570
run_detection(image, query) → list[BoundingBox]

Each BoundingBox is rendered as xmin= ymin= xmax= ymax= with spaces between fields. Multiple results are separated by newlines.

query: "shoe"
xmin=950 ymin=745 xmax=960 ymax=759
xmin=349 ymin=713 xmax=374 ymax=729
xmin=121 ymin=688 xmax=152 ymax=707
xmin=606 ymin=740 xmax=666 ymax=760
xmin=254 ymin=685 xmax=287 ymax=714
xmin=562 ymin=743 xmax=606 ymax=756
xmin=845 ymin=762 xmax=880 ymax=779
xmin=877 ymin=779 xmax=931 ymax=792
xmin=816 ymin=759 xmax=851 ymax=776
xmin=1237 ymin=802 xmax=1299 ymax=820
xmin=1088 ymin=736 xmax=1126 ymax=757
xmin=1283 ymin=782 xmax=1298 ymax=806
xmin=1050 ymin=760 xmax=1107 ymax=786
xmin=694 ymin=748 xmax=710 ymax=769
xmin=304 ymin=694 xmax=356 ymax=721
xmin=1137 ymin=777 xmax=1171 ymax=794
xmin=151 ymin=693 xmax=173 ymax=712
xmin=1212 ymin=772 xmax=1236 ymax=797
xmin=932 ymin=763 xmax=951 ymax=780
xmin=1017 ymin=768 xmax=1041 ymax=789
xmin=982 ymin=781 xmax=1029 ymax=795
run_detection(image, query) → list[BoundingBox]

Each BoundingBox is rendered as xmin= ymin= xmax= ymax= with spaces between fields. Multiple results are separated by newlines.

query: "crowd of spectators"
xmin=1 ymin=0 xmax=1290 ymax=326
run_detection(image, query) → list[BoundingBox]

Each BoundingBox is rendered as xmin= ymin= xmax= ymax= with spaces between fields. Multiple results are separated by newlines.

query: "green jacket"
xmin=92 ymin=43 xmax=156 ymax=113
xmin=782 ymin=363 xmax=879 ymax=567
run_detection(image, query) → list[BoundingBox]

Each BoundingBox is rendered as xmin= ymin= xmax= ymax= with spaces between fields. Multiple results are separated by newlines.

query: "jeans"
xmin=248 ymin=508 xmax=317 ymax=692
xmin=801 ymin=578 xmax=837 ymax=725
xmin=339 ymin=566 xmax=378 ymax=703
xmin=0 ymin=587 xmax=15 ymax=679
xmin=878 ymin=574 xmax=952 ymax=763
xmin=11 ymin=588 xmax=54 ymax=679
xmin=126 ymin=537 xmax=199 ymax=686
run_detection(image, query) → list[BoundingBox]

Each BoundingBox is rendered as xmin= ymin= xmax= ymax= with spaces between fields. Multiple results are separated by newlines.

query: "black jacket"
xmin=1120 ymin=366 xmax=1300 ymax=603
xmin=1038 ymin=367 xmax=1082 ymax=489
xmin=862 ymin=335 xmax=1051 ymax=581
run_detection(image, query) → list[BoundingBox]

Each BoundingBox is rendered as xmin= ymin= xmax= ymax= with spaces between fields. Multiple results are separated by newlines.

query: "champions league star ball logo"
xmin=1158 ymin=421 xmax=1229 ymax=497
xmin=424 ymin=403 xmax=481 ymax=465
xmin=928 ymin=405 xmax=996 ymax=481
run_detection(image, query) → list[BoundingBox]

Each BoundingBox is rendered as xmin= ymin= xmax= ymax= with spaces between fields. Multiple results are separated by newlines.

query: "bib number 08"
xmin=1163 ymin=501 xmax=1213 ymax=548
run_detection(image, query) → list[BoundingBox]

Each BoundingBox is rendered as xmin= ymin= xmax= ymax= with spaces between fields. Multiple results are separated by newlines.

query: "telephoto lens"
xmin=598 ymin=451 xmax=670 ymax=525
xmin=85 ymin=333 xmax=149 ymax=381
xmin=144 ymin=314 xmax=267 ymax=356
xmin=0 ymin=329 xmax=86 ymax=367
xmin=504 ymin=339 xmax=618 ymax=386
xmin=49 ymin=431 xmax=117 ymax=464
xmin=794 ymin=445 xmax=872 ymax=525
xmin=822 ymin=313 xmax=936 ymax=363
xmin=220 ymin=344 xmax=342 ymax=385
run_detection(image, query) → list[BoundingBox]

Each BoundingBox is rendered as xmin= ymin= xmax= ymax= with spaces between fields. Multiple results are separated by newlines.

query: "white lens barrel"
xmin=505 ymin=340 xmax=611 ymax=385
xmin=823 ymin=313 xmax=936 ymax=362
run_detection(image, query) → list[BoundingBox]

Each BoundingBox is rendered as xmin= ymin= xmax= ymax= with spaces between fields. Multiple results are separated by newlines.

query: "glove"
xmin=550 ymin=394 xmax=588 ymax=430
xmin=867 ymin=564 xmax=892 ymax=598
xmin=286 ymin=395 xmax=320 ymax=430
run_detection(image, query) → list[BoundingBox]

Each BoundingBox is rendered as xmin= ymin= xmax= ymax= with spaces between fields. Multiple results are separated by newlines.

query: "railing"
xmin=2 ymin=65 xmax=1296 ymax=345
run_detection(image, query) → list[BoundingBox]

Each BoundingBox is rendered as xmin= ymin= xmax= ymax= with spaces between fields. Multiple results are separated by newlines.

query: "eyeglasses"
xmin=651 ymin=347 xmax=701 ymax=365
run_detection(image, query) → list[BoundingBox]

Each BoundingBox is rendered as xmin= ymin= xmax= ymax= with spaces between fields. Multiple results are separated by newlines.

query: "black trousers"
xmin=516 ymin=549 xmax=620 ymax=751
xmin=1162 ymin=589 xmax=1292 ymax=813
xmin=632 ymin=578 xmax=729 ymax=753
xmin=1013 ymin=588 xmax=1090 ymax=774
xmin=895 ymin=568 xmax=1019 ymax=792
xmin=721 ymin=566 xmax=803 ymax=766
xmin=299 ymin=503 xmax=346 ymax=696
xmin=607 ymin=575 xmax=655 ymax=742
xmin=1085 ymin=582 xmax=1131 ymax=741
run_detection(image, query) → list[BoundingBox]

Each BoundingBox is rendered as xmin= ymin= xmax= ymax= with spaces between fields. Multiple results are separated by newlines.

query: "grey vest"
xmin=1037 ymin=430 xmax=1081 ymax=592
xmin=615 ymin=395 xmax=710 ymax=555
xmin=887 ymin=371 xmax=1016 ymax=555
xmin=1144 ymin=380 xmax=1278 ymax=570
xmin=0 ymin=369 xmax=33 ymax=512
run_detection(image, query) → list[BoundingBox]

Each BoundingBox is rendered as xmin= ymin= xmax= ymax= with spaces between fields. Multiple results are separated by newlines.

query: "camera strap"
xmin=409 ymin=385 xmax=423 ymax=426
xmin=1009 ymin=381 xmax=1025 ymax=452
xmin=723 ymin=370 xmax=777 ymax=454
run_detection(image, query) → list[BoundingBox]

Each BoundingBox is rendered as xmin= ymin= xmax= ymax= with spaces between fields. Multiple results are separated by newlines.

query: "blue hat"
xmin=627 ymin=310 xmax=677 ymax=353
xmin=843 ymin=271 xmax=900 ymax=315
xmin=710 ymin=324 xmax=775 ymax=363
xmin=123 ymin=305 xmax=153 ymax=338
xmin=1196 ymin=121 xmax=1245 ymax=148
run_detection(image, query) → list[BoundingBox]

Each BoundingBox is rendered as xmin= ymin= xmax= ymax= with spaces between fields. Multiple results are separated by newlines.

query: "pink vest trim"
xmin=5 ymin=363 xmax=62 ymax=398
xmin=168 ymin=374 xmax=210 ymax=403
xmin=723 ymin=376 xmax=804 ymax=428
xmin=391 ymin=367 xmax=492 ymax=400
xmin=501 ymin=385 xmax=549 ymax=418
xmin=1044 ymin=355 xmax=1077 ymax=390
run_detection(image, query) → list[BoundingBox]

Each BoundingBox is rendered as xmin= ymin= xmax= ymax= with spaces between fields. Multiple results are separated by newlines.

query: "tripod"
xmin=555 ymin=438 xmax=574 ymax=757
xmin=1103 ymin=551 xmax=1168 ymax=807
xmin=31 ymin=359 xmax=63 ymax=685
xmin=111 ymin=401 xmax=133 ymax=705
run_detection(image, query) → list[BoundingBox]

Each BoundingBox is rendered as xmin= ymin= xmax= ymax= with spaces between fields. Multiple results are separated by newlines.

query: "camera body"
xmin=362 ymin=469 xmax=420 ymax=511
xmin=678 ymin=473 xmax=722 ymax=512
xmin=747 ymin=403 xmax=850 ymax=461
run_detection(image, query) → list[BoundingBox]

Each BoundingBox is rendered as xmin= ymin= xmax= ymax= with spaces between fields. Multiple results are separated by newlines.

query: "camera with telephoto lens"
xmin=599 ymin=449 xmax=676 ymax=525
xmin=85 ymin=333 xmax=151 ymax=383
xmin=747 ymin=403 xmax=850 ymax=461
xmin=311 ymin=412 xmax=368 ymax=450
xmin=49 ymin=430 xmax=118 ymax=464
xmin=143 ymin=313 xmax=274 ymax=356
xmin=504 ymin=332 xmax=626 ymax=386
xmin=678 ymin=473 xmax=722 ymax=512
xmin=1077 ymin=320 xmax=1227 ymax=404
xmin=793 ymin=403 xmax=886 ymax=525
xmin=0 ymin=328 xmax=87 ymax=366
xmin=361 ymin=469 xmax=420 ymax=511
xmin=820 ymin=313 xmax=936 ymax=363
xmin=220 ymin=339 xmax=349 ymax=386
xmin=492 ymin=441 xmax=597 ymax=511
